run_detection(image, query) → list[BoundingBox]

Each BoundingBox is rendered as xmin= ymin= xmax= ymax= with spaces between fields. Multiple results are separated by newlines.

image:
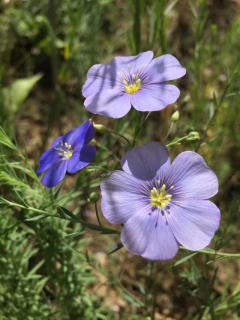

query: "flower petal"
xmin=121 ymin=142 xmax=170 ymax=180
xmin=121 ymin=209 xmax=178 ymax=260
xmin=166 ymin=151 xmax=218 ymax=200
xmin=82 ymin=77 xmax=117 ymax=97
xmin=41 ymin=160 xmax=67 ymax=188
xmin=85 ymin=63 xmax=116 ymax=81
xmin=67 ymin=145 xmax=96 ymax=174
xmin=37 ymin=148 xmax=59 ymax=174
xmin=111 ymin=51 xmax=154 ymax=71
xmin=148 ymin=54 xmax=186 ymax=82
xmin=131 ymin=84 xmax=180 ymax=112
xmin=101 ymin=170 xmax=150 ymax=224
xmin=84 ymin=89 xmax=131 ymax=118
xmin=82 ymin=63 xmax=118 ymax=97
xmin=63 ymin=121 xmax=96 ymax=148
xmin=167 ymin=200 xmax=220 ymax=251
xmin=51 ymin=136 xmax=63 ymax=147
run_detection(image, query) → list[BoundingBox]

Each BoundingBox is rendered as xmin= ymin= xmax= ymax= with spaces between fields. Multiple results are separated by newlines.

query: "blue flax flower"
xmin=37 ymin=121 xmax=96 ymax=188
xmin=101 ymin=142 xmax=220 ymax=261
xmin=82 ymin=51 xmax=186 ymax=118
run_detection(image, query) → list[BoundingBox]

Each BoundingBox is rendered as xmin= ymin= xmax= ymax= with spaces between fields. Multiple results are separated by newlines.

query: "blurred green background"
xmin=0 ymin=0 xmax=240 ymax=319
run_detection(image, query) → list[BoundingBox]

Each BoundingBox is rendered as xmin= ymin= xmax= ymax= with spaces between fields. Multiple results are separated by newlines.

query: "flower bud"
xmin=186 ymin=131 xmax=200 ymax=141
xmin=171 ymin=110 xmax=179 ymax=123
xmin=89 ymin=192 xmax=100 ymax=203
xmin=93 ymin=122 xmax=109 ymax=133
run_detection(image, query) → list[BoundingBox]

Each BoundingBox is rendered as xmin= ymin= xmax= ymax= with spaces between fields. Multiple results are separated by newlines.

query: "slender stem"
xmin=94 ymin=122 xmax=131 ymax=144
xmin=150 ymin=263 xmax=156 ymax=320
xmin=164 ymin=122 xmax=174 ymax=142
xmin=109 ymin=129 xmax=131 ymax=145
xmin=107 ymin=243 xmax=123 ymax=255
xmin=95 ymin=202 xmax=102 ymax=226
xmin=144 ymin=261 xmax=155 ymax=319
xmin=132 ymin=111 xmax=151 ymax=147
xmin=179 ymin=246 xmax=240 ymax=258
xmin=166 ymin=134 xmax=189 ymax=147
xmin=48 ymin=0 xmax=58 ymax=89
xmin=132 ymin=111 xmax=142 ymax=147
xmin=132 ymin=0 xmax=143 ymax=54
xmin=159 ymin=0 xmax=167 ymax=53
xmin=1 ymin=198 xmax=119 ymax=234
xmin=0 ymin=198 xmax=48 ymax=214
xmin=95 ymin=141 xmax=121 ymax=162
xmin=144 ymin=112 xmax=151 ymax=121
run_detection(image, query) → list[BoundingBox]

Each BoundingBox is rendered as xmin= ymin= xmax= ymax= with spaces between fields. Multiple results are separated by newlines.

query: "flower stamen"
xmin=55 ymin=142 xmax=73 ymax=160
xmin=124 ymin=78 xmax=142 ymax=94
xmin=150 ymin=184 xmax=172 ymax=209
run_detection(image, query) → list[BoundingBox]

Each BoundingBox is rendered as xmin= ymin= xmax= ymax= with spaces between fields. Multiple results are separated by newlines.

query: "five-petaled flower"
xmin=100 ymin=142 xmax=220 ymax=261
xmin=82 ymin=51 xmax=186 ymax=118
xmin=37 ymin=120 xmax=96 ymax=188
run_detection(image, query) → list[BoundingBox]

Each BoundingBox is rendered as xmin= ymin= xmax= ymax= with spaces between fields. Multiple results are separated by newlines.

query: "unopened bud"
xmin=171 ymin=110 xmax=179 ymax=123
xmin=187 ymin=131 xmax=200 ymax=141
xmin=88 ymin=192 xmax=100 ymax=203
xmin=93 ymin=122 xmax=109 ymax=133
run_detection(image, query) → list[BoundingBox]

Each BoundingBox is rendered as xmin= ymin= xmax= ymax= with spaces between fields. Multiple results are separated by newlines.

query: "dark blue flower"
xmin=37 ymin=120 xmax=96 ymax=188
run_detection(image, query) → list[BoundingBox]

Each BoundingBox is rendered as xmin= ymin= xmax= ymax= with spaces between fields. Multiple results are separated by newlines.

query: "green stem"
xmin=166 ymin=134 xmax=190 ymax=147
xmin=132 ymin=111 xmax=147 ymax=147
xmin=159 ymin=0 xmax=167 ymax=53
xmin=180 ymin=246 xmax=240 ymax=258
xmin=164 ymin=122 xmax=174 ymax=142
xmin=109 ymin=129 xmax=131 ymax=145
xmin=0 ymin=198 xmax=48 ymax=215
xmin=1 ymin=198 xmax=119 ymax=235
xmin=94 ymin=122 xmax=131 ymax=145
xmin=144 ymin=261 xmax=155 ymax=319
xmin=132 ymin=0 xmax=144 ymax=53
xmin=95 ymin=202 xmax=102 ymax=226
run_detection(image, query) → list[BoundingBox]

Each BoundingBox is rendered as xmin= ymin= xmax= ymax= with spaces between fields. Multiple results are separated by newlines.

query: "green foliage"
xmin=0 ymin=214 xmax=51 ymax=320
xmin=0 ymin=0 xmax=240 ymax=319
xmin=0 ymin=133 xmax=111 ymax=319
xmin=3 ymin=74 xmax=42 ymax=114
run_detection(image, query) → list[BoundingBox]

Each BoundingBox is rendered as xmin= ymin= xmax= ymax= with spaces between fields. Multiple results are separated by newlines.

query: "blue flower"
xmin=82 ymin=51 xmax=186 ymax=118
xmin=101 ymin=142 xmax=220 ymax=261
xmin=37 ymin=121 xmax=96 ymax=188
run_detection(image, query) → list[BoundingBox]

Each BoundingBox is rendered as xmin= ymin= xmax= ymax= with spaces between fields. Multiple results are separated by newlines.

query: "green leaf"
xmin=108 ymin=243 xmax=123 ymax=255
xmin=3 ymin=73 xmax=42 ymax=113
xmin=25 ymin=214 xmax=48 ymax=221
xmin=57 ymin=206 xmax=120 ymax=234
xmin=174 ymin=252 xmax=198 ymax=267
xmin=0 ymin=127 xmax=17 ymax=150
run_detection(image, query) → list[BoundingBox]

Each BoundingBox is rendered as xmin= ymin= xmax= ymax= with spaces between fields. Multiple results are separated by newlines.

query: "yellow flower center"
xmin=150 ymin=184 xmax=172 ymax=209
xmin=124 ymin=78 xmax=142 ymax=94
xmin=55 ymin=142 xmax=73 ymax=160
